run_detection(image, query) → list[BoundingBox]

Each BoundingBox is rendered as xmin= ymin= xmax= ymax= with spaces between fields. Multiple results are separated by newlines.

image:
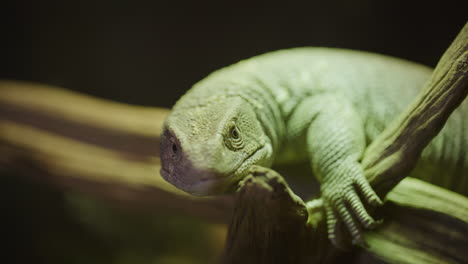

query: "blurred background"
xmin=0 ymin=1 xmax=466 ymax=263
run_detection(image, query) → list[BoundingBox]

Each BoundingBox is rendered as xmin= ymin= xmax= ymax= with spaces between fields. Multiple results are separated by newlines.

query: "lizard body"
xmin=160 ymin=47 xmax=468 ymax=246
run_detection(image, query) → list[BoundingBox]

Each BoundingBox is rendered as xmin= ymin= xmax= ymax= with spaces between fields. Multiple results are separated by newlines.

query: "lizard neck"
xmin=236 ymin=76 xmax=286 ymax=161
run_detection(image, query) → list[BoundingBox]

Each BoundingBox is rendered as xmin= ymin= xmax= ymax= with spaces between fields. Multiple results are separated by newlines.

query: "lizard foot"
xmin=239 ymin=165 xmax=304 ymax=204
xmin=322 ymin=165 xmax=383 ymax=249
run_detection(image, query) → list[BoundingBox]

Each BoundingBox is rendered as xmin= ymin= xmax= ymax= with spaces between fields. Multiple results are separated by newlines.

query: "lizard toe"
xmin=345 ymin=191 xmax=378 ymax=229
xmin=355 ymin=175 xmax=383 ymax=206
xmin=325 ymin=204 xmax=345 ymax=249
xmin=336 ymin=203 xmax=363 ymax=243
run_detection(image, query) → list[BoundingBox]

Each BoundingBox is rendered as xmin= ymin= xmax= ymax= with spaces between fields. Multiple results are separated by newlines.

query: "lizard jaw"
xmin=160 ymin=145 xmax=269 ymax=196
xmin=160 ymin=166 xmax=230 ymax=195
xmin=232 ymin=143 xmax=272 ymax=178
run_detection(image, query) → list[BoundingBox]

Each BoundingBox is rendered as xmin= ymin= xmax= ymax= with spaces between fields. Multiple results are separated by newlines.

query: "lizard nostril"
xmin=172 ymin=143 xmax=178 ymax=154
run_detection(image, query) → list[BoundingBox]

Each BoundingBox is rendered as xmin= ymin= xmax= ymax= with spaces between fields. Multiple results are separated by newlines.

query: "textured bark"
xmin=362 ymin=178 xmax=468 ymax=264
xmin=362 ymin=22 xmax=468 ymax=196
xmin=222 ymin=168 xmax=468 ymax=264
xmin=221 ymin=166 xmax=342 ymax=264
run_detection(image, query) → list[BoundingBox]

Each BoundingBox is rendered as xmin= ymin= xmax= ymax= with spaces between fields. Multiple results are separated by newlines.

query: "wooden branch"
xmin=362 ymin=22 xmax=468 ymax=196
xmin=363 ymin=178 xmax=468 ymax=264
xmin=221 ymin=167 xmax=340 ymax=264
xmin=222 ymin=167 xmax=468 ymax=264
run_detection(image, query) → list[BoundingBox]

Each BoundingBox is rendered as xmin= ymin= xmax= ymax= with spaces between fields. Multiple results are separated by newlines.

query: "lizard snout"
xmin=160 ymin=128 xmax=225 ymax=195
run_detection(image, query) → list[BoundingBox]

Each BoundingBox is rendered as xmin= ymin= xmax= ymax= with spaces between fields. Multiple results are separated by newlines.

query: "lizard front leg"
xmin=298 ymin=94 xmax=383 ymax=248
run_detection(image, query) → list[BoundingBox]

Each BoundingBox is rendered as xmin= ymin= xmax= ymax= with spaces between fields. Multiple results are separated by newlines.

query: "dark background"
xmin=0 ymin=1 xmax=467 ymax=263
xmin=1 ymin=1 xmax=467 ymax=108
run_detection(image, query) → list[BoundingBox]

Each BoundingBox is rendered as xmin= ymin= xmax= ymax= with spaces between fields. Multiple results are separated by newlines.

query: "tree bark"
xmin=222 ymin=167 xmax=468 ymax=264
xmin=362 ymin=22 xmax=468 ymax=196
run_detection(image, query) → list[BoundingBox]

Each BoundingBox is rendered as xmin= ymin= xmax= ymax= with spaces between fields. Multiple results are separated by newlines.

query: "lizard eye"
xmin=225 ymin=124 xmax=244 ymax=151
xmin=230 ymin=127 xmax=239 ymax=139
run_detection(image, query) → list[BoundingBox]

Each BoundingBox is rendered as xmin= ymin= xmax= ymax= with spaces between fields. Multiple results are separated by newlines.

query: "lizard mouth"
xmin=229 ymin=145 xmax=266 ymax=182
xmin=161 ymin=166 xmax=227 ymax=195
xmin=160 ymin=144 xmax=267 ymax=196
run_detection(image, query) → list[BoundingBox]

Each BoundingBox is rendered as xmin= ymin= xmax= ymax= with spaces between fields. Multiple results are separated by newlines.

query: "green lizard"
xmin=160 ymin=47 xmax=467 ymax=248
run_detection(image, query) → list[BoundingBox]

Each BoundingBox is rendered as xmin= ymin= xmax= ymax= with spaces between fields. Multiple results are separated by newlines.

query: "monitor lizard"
xmin=159 ymin=47 xmax=467 ymax=248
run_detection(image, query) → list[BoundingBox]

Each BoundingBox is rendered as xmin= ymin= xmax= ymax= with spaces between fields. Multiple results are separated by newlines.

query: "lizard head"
xmin=160 ymin=95 xmax=273 ymax=196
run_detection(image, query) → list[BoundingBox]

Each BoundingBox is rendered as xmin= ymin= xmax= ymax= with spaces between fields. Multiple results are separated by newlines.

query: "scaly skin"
xmin=160 ymin=47 xmax=468 ymax=248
